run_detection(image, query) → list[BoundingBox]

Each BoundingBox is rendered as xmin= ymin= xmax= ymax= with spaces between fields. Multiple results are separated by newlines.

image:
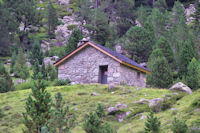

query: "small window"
xmin=137 ymin=72 xmax=140 ymax=79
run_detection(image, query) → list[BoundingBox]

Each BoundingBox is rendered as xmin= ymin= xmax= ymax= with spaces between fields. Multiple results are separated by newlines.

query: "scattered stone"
xmin=26 ymin=62 xmax=31 ymax=67
xmin=172 ymin=92 xmax=179 ymax=96
xmin=73 ymin=107 xmax=78 ymax=111
xmin=116 ymin=111 xmax=131 ymax=122
xmin=71 ymin=81 xmax=79 ymax=85
xmin=140 ymin=115 xmax=147 ymax=120
xmin=111 ymin=92 xmax=115 ymax=94
xmin=170 ymin=108 xmax=177 ymax=111
xmin=134 ymin=99 xmax=150 ymax=104
xmin=4 ymin=106 xmax=11 ymax=111
xmin=10 ymin=73 xmax=15 ymax=77
xmin=195 ymin=108 xmax=200 ymax=112
xmin=169 ymin=82 xmax=192 ymax=94
xmin=108 ymin=84 xmax=117 ymax=91
xmin=116 ymin=103 xmax=127 ymax=109
xmin=136 ymin=87 xmax=142 ymax=90
xmin=149 ymin=98 xmax=163 ymax=112
xmin=91 ymin=92 xmax=98 ymax=96
xmin=44 ymin=56 xmax=59 ymax=65
xmin=107 ymin=107 xmax=119 ymax=115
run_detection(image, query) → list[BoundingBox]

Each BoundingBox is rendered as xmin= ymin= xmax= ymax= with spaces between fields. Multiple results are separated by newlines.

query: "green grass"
xmin=0 ymin=84 xmax=200 ymax=133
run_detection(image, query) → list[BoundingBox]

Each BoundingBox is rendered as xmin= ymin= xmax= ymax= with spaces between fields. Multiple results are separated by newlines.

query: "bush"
xmin=144 ymin=111 xmax=161 ymax=133
xmin=54 ymin=79 xmax=71 ymax=86
xmin=96 ymin=103 xmax=105 ymax=118
xmin=67 ymin=24 xmax=77 ymax=30
xmin=191 ymin=97 xmax=200 ymax=108
xmin=16 ymin=80 xmax=34 ymax=90
xmin=171 ymin=117 xmax=188 ymax=133
xmin=0 ymin=108 xmax=4 ymax=118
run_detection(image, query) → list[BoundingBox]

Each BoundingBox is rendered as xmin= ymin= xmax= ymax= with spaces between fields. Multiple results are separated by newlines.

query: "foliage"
xmin=83 ymin=104 xmax=116 ymax=133
xmin=23 ymin=73 xmax=52 ymax=133
xmin=144 ymin=110 xmax=161 ymax=133
xmin=147 ymin=48 xmax=173 ymax=88
xmin=120 ymin=26 xmax=155 ymax=63
xmin=66 ymin=28 xmax=83 ymax=52
xmin=156 ymin=36 xmax=174 ymax=68
xmin=67 ymin=24 xmax=77 ymax=30
xmin=16 ymin=80 xmax=34 ymax=90
xmin=186 ymin=58 xmax=200 ymax=90
xmin=179 ymin=41 xmax=195 ymax=77
xmin=47 ymin=2 xmax=58 ymax=38
xmin=48 ymin=92 xmax=76 ymax=132
xmin=14 ymin=48 xmax=29 ymax=80
xmin=54 ymin=79 xmax=71 ymax=86
xmin=46 ymin=46 xmax=66 ymax=58
xmin=10 ymin=51 xmax=17 ymax=73
xmin=46 ymin=64 xmax=57 ymax=81
xmin=29 ymin=40 xmax=44 ymax=65
xmin=154 ymin=0 xmax=168 ymax=13
xmin=171 ymin=117 xmax=188 ymax=133
xmin=0 ymin=61 xmax=14 ymax=93
xmin=32 ymin=59 xmax=41 ymax=80
xmin=0 ymin=108 xmax=4 ymax=118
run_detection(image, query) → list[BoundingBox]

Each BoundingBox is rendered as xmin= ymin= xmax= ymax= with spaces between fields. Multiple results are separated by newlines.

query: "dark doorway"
xmin=99 ymin=65 xmax=108 ymax=84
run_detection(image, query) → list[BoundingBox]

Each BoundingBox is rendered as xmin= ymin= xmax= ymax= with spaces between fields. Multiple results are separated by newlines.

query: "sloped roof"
xmin=54 ymin=41 xmax=150 ymax=74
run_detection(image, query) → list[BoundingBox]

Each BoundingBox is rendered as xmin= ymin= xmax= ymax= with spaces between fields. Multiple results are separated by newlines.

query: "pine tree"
xmin=66 ymin=28 xmax=83 ymax=52
xmin=46 ymin=64 xmax=57 ymax=81
xmin=48 ymin=92 xmax=76 ymax=133
xmin=14 ymin=48 xmax=29 ymax=80
xmin=41 ymin=61 xmax=47 ymax=80
xmin=186 ymin=58 xmax=200 ymax=90
xmin=147 ymin=48 xmax=173 ymax=88
xmin=32 ymin=59 xmax=41 ymax=80
xmin=30 ymin=40 xmax=44 ymax=65
xmin=154 ymin=0 xmax=168 ymax=13
xmin=150 ymin=8 xmax=168 ymax=38
xmin=156 ymin=36 xmax=174 ymax=68
xmin=192 ymin=0 xmax=200 ymax=36
xmin=0 ymin=61 xmax=14 ymax=93
xmin=144 ymin=111 xmax=161 ymax=133
xmin=23 ymin=73 xmax=52 ymax=133
xmin=47 ymin=2 xmax=58 ymax=38
xmin=179 ymin=41 xmax=195 ymax=77
xmin=120 ymin=26 xmax=155 ymax=63
xmin=171 ymin=117 xmax=188 ymax=133
xmin=10 ymin=51 xmax=17 ymax=73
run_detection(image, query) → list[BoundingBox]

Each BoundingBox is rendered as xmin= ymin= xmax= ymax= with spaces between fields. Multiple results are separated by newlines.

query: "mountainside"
xmin=0 ymin=84 xmax=200 ymax=133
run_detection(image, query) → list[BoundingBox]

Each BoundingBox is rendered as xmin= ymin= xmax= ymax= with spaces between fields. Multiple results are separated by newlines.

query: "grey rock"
xmin=134 ymin=99 xmax=150 ymax=104
xmin=26 ymin=62 xmax=31 ymax=67
xmin=149 ymin=98 xmax=163 ymax=112
xmin=116 ymin=103 xmax=127 ymax=109
xmin=91 ymin=92 xmax=98 ymax=96
xmin=169 ymin=82 xmax=192 ymax=94
xmin=140 ymin=115 xmax=147 ymax=120
xmin=116 ymin=111 xmax=131 ymax=122
xmin=172 ymin=92 xmax=179 ymax=95
xmin=107 ymin=107 xmax=119 ymax=114
xmin=73 ymin=107 xmax=78 ymax=111
xmin=108 ymin=84 xmax=117 ymax=90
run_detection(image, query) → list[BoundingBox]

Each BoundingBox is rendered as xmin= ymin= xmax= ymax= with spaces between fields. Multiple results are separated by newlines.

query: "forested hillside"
xmin=0 ymin=0 xmax=200 ymax=133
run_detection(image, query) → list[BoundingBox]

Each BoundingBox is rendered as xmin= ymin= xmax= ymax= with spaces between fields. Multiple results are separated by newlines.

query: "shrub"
xmin=191 ymin=97 xmax=200 ymax=108
xmin=67 ymin=24 xmax=77 ymax=30
xmin=96 ymin=103 xmax=105 ymax=118
xmin=144 ymin=111 xmax=161 ymax=133
xmin=171 ymin=117 xmax=188 ymax=133
xmin=16 ymin=80 xmax=34 ymax=90
xmin=0 ymin=108 xmax=4 ymax=118
xmin=54 ymin=79 xmax=71 ymax=86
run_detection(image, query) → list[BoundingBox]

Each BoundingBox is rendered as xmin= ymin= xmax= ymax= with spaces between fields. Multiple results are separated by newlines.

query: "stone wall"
xmin=57 ymin=45 xmax=146 ymax=87
xmin=58 ymin=46 xmax=121 ymax=84
xmin=120 ymin=64 xmax=146 ymax=87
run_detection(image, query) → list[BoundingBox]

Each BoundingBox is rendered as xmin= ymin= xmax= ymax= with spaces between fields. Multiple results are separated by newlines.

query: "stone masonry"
xmin=58 ymin=45 xmax=146 ymax=87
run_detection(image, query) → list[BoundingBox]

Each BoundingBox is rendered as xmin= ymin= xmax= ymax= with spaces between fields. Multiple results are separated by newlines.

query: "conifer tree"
xmin=23 ymin=73 xmax=52 ymax=133
xmin=32 ymin=59 xmax=41 ymax=80
xmin=66 ymin=28 xmax=83 ymax=52
xmin=144 ymin=111 xmax=161 ymax=133
xmin=47 ymin=1 xmax=58 ymax=38
xmin=120 ymin=26 xmax=155 ymax=63
xmin=41 ymin=61 xmax=47 ymax=80
xmin=186 ymin=58 xmax=200 ymax=90
xmin=14 ymin=48 xmax=29 ymax=80
xmin=46 ymin=64 xmax=57 ymax=81
xmin=147 ymin=48 xmax=173 ymax=88
xmin=179 ymin=41 xmax=195 ymax=77
xmin=30 ymin=40 xmax=44 ymax=65
xmin=0 ymin=61 xmax=14 ymax=93
xmin=48 ymin=92 xmax=76 ymax=133
xmin=171 ymin=117 xmax=188 ymax=133
xmin=10 ymin=51 xmax=17 ymax=73
xmin=154 ymin=0 xmax=168 ymax=13
xmin=156 ymin=36 xmax=174 ymax=68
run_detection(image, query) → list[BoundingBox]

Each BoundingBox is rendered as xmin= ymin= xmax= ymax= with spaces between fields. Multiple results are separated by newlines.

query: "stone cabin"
xmin=54 ymin=41 xmax=150 ymax=87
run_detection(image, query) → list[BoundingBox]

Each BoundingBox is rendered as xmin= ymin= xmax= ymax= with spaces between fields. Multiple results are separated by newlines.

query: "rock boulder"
xmin=169 ymin=82 xmax=192 ymax=94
